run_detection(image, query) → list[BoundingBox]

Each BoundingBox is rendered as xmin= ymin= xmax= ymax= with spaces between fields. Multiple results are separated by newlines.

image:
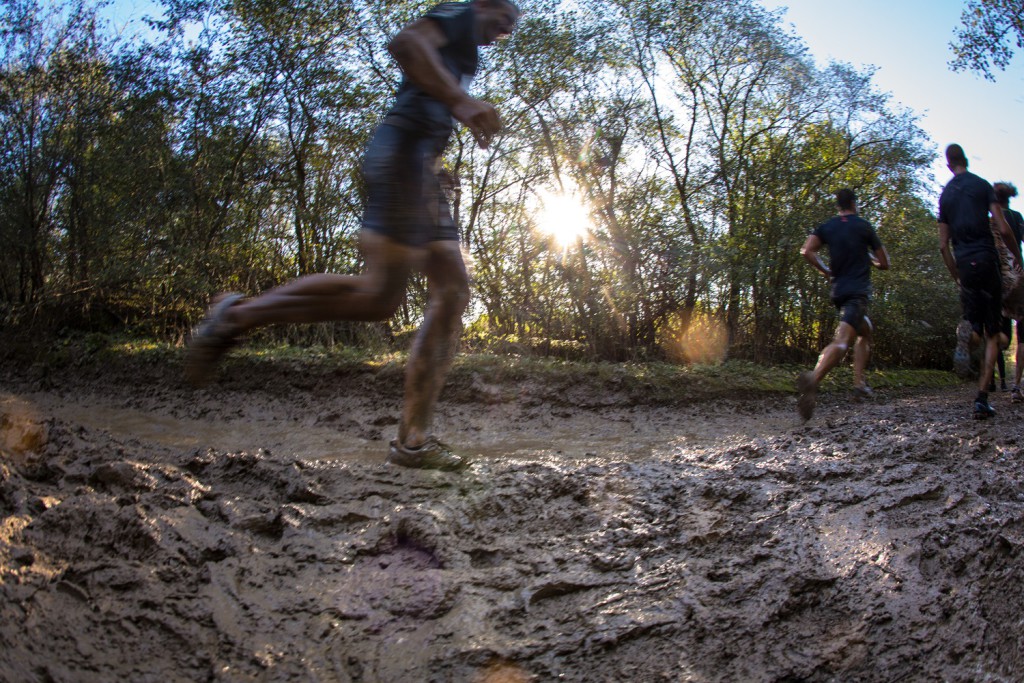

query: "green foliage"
xmin=0 ymin=0 xmax=958 ymax=370
xmin=949 ymin=0 xmax=1024 ymax=80
xmin=2 ymin=329 xmax=961 ymax=405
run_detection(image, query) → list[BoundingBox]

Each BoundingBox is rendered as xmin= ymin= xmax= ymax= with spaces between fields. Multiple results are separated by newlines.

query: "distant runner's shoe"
xmin=185 ymin=292 xmax=244 ymax=387
xmin=1012 ymin=385 xmax=1023 ymax=403
xmin=386 ymin=436 xmax=471 ymax=471
xmin=1001 ymin=380 xmax=1009 ymax=392
xmin=796 ymin=371 xmax=817 ymax=422
xmin=853 ymin=384 xmax=873 ymax=400
xmin=973 ymin=399 xmax=996 ymax=420
xmin=953 ymin=319 xmax=973 ymax=378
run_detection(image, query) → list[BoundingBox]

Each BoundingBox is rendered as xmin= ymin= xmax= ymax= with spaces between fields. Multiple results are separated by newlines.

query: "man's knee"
xmin=833 ymin=322 xmax=858 ymax=346
xmin=359 ymin=278 xmax=409 ymax=320
xmin=433 ymin=278 xmax=470 ymax=314
xmin=424 ymin=243 xmax=470 ymax=315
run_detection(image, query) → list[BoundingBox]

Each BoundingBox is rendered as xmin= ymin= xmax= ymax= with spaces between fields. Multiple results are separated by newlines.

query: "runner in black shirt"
xmin=185 ymin=1 xmax=521 ymax=469
xmin=938 ymin=144 xmax=1023 ymax=419
xmin=993 ymin=182 xmax=1024 ymax=402
xmin=796 ymin=189 xmax=890 ymax=421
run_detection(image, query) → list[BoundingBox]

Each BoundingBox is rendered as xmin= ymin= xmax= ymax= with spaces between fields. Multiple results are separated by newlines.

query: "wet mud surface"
xmin=2 ymin=358 xmax=1024 ymax=682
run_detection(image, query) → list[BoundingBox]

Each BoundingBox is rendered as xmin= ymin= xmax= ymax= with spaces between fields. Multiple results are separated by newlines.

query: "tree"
xmin=0 ymin=0 xmax=81 ymax=308
xmin=0 ymin=0 xmax=951 ymax=368
xmin=949 ymin=0 xmax=1024 ymax=80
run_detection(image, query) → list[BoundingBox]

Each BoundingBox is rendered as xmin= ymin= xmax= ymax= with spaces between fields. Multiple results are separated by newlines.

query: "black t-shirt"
xmin=938 ymin=171 xmax=998 ymax=264
xmin=812 ymin=214 xmax=883 ymax=301
xmin=385 ymin=2 xmax=479 ymax=140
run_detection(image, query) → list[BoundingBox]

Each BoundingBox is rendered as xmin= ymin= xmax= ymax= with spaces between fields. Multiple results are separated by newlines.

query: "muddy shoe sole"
xmin=796 ymin=371 xmax=817 ymax=422
xmin=185 ymin=292 xmax=244 ymax=388
xmin=953 ymin=320 xmax=973 ymax=379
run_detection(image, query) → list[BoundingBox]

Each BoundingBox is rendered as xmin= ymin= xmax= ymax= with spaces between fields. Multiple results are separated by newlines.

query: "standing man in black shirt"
xmin=796 ymin=189 xmax=890 ymax=421
xmin=938 ymin=144 xmax=1023 ymax=419
xmin=185 ymin=1 xmax=521 ymax=469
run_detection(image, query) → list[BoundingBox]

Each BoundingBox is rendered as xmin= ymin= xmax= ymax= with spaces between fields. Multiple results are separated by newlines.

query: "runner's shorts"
xmin=958 ymin=253 xmax=1002 ymax=337
xmin=362 ymin=124 xmax=458 ymax=246
xmin=833 ymin=295 xmax=869 ymax=332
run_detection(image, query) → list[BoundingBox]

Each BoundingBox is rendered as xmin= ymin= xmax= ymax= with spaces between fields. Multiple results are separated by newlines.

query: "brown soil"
xmin=1 ymin=354 xmax=1023 ymax=682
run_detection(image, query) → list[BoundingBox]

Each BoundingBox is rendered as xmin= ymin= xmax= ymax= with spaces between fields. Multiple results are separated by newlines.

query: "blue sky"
xmin=759 ymin=0 xmax=1024 ymax=205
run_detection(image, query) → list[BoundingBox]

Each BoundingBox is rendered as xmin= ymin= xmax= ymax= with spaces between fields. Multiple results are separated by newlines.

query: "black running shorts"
xmin=834 ymin=295 xmax=869 ymax=333
xmin=361 ymin=124 xmax=459 ymax=247
xmin=958 ymin=253 xmax=1002 ymax=337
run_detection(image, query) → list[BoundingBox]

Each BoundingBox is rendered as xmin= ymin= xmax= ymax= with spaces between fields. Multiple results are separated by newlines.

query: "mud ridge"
xmin=2 ymin=361 xmax=1024 ymax=681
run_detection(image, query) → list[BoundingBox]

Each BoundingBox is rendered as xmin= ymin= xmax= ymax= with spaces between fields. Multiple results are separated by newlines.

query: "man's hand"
xmin=452 ymin=98 xmax=502 ymax=149
xmin=938 ymin=222 xmax=960 ymax=285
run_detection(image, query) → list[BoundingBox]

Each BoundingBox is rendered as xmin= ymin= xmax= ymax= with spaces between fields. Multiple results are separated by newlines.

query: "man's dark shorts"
xmin=958 ymin=253 xmax=1002 ymax=337
xmin=362 ymin=124 xmax=458 ymax=247
xmin=834 ymin=295 xmax=869 ymax=332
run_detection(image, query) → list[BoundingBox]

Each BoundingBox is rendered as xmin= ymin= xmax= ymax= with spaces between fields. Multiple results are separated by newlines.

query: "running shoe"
xmin=1012 ymin=385 xmax=1023 ymax=403
xmin=953 ymin=319 xmax=973 ymax=379
xmin=796 ymin=371 xmax=817 ymax=422
xmin=973 ymin=399 xmax=996 ymax=420
xmin=387 ymin=436 xmax=471 ymax=471
xmin=185 ymin=292 xmax=244 ymax=387
xmin=853 ymin=384 xmax=873 ymax=399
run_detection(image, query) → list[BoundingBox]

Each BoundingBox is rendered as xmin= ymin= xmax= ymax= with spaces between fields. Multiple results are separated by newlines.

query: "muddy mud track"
xmin=1 ymin=360 xmax=1023 ymax=682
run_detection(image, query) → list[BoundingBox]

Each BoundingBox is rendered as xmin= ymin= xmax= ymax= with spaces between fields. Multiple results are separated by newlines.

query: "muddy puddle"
xmin=2 ymin=361 xmax=1024 ymax=682
xmin=2 ymin=391 xmax=385 ymax=465
xmin=3 ymin=391 xmax=798 ymax=466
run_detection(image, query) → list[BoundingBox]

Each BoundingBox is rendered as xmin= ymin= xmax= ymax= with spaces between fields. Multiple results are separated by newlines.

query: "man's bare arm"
xmin=388 ymin=19 xmax=501 ymax=148
xmin=801 ymin=234 xmax=830 ymax=278
xmin=991 ymin=203 xmax=1023 ymax=270
xmin=872 ymin=246 xmax=890 ymax=270
xmin=938 ymin=222 xmax=959 ymax=284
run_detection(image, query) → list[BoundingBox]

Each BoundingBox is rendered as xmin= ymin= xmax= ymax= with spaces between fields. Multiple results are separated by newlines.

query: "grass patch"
xmin=3 ymin=331 xmax=964 ymax=404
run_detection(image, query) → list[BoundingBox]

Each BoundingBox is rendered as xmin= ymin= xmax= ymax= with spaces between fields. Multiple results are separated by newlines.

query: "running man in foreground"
xmin=938 ymin=144 xmax=1023 ymax=419
xmin=797 ymin=188 xmax=890 ymax=421
xmin=185 ymin=0 xmax=521 ymax=469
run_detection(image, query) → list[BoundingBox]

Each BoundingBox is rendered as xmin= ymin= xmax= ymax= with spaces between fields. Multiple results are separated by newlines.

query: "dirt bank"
xmin=1 ymin=355 xmax=1023 ymax=682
